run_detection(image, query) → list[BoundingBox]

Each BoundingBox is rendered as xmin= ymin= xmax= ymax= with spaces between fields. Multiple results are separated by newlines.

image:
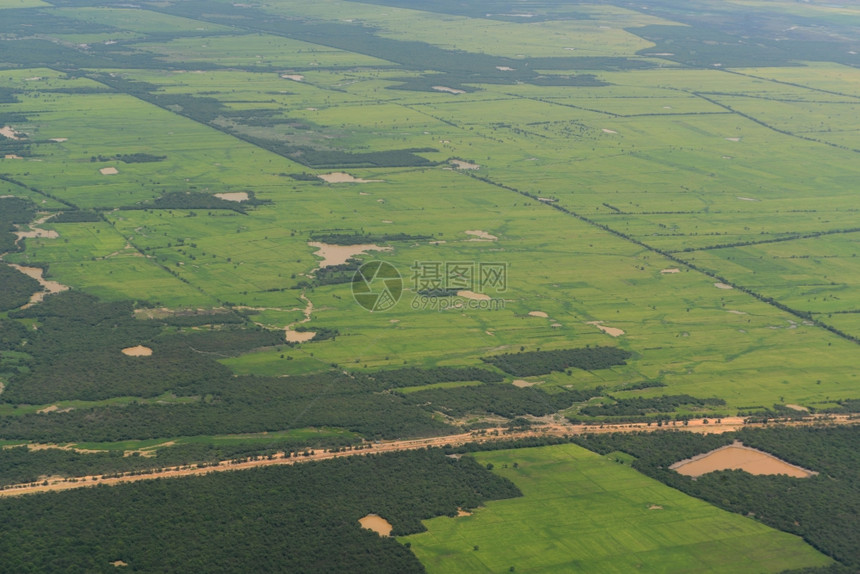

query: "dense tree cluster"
xmin=399 ymin=385 xmax=602 ymax=418
xmin=90 ymin=153 xmax=166 ymax=163
xmin=124 ymin=191 xmax=268 ymax=213
xmin=2 ymin=292 xmax=237 ymax=402
xmin=0 ymin=196 xmax=36 ymax=255
xmin=139 ymin=309 xmax=247 ymax=327
xmin=0 ymin=449 xmax=521 ymax=573
xmin=577 ymin=394 xmax=726 ymax=418
xmin=0 ymin=265 xmax=40 ymax=311
xmin=363 ymin=366 xmax=503 ymax=389
xmin=161 ymin=327 xmax=285 ymax=357
xmin=295 ymin=258 xmax=362 ymax=288
xmin=0 ymin=369 xmax=457 ymax=443
xmin=619 ymin=380 xmax=666 ymax=391
xmin=483 ymin=346 xmax=632 ymax=376
xmin=48 ymin=210 xmax=102 ymax=223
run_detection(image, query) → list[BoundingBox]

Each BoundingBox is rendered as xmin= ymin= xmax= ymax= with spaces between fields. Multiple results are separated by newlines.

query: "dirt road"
xmin=0 ymin=415 xmax=855 ymax=498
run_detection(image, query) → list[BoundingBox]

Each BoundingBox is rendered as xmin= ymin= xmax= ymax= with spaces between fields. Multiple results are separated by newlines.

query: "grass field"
xmin=402 ymin=444 xmax=832 ymax=573
xmin=1 ymin=0 xmax=857 ymax=415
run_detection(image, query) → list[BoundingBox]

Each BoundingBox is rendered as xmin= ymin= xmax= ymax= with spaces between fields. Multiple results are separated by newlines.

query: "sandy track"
xmin=0 ymin=415 xmax=855 ymax=498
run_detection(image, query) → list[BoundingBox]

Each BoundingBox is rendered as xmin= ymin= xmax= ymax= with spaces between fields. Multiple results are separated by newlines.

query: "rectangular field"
xmin=403 ymin=443 xmax=832 ymax=573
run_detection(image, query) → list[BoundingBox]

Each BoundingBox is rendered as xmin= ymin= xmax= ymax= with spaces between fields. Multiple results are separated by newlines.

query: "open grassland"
xmin=0 ymin=0 xmax=856 ymax=410
xmin=403 ymin=443 xmax=832 ymax=573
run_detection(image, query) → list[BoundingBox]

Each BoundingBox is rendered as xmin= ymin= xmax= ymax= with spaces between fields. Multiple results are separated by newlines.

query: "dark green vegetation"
xmin=4 ymin=292 xmax=234 ymax=402
xmin=0 ymin=196 xmax=35 ymax=254
xmin=574 ymin=394 xmax=726 ymax=420
xmin=0 ymin=449 xmax=521 ymax=573
xmin=130 ymin=191 xmax=268 ymax=212
xmin=367 ymin=366 xmax=503 ymax=388
xmin=483 ymin=346 xmax=632 ymax=377
xmin=572 ymin=426 xmax=860 ymax=570
xmin=400 ymin=385 xmax=601 ymax=418
xmin=0 ymin=265 xmax=39 ymax=311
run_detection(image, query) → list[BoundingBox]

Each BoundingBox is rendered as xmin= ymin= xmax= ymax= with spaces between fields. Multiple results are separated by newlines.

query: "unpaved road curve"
xmin=1 ymin=415 xmax=855 ymax=498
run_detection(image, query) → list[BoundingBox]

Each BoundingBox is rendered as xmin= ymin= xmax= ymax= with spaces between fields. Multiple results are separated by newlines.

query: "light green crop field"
xmin=1 ymin=1 xmax=858 ymax=417
xmin=402 ymin=444 xmax=832 ymax=573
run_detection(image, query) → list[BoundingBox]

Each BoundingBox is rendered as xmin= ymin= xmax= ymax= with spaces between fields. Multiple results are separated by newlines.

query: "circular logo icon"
xmin=352 ymin=261 xmax=402 ymax=312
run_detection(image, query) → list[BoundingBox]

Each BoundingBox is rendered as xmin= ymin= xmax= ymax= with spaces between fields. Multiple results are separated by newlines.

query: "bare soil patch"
xmin=111 ymin=560 xmax=128 ymax=567
xmin=122 ymin=345 xmax=153 ymax=357
xmin=214 ymin=192 xmax=248 ymax=202
xmin=528 ymin=311 xmax=548 ymax=318
xmin=714 ymin=282 xmax=733 ymax=290
xmin=587 ymin=321 xmax=624 ymax=337
xmin=318 ymin=172 xmax=382 ymax=184
xmin=16 ymin=228 xmax=59 ymax=240
xmin=785 ymin=404 xmax=809 ymax=412
xmin=432 ymin=86 xmax=465 ymax=94
xmin=727 ymin=309 xmax=747 ymax=315
xmin=512 ymin=379 xmax=541 ymax=388
xmin=670 ymin=441 xmax=817 ymax=478
xmin=661 ymin=268 xmax=680 ymax=274
xmin=457 ymin=290 xmax=491 ymax=301
xmin=280 ymin=74 xmax=304 ymax=81
xmin=7 ymin=264 xmax=69 ymax=306
xmin=725 ymin=137 xmax=741 ymax=142
xmin=0 ymin=126 xmax=22 ymax=140
xmin=649 ymin=505 xmax=663 ymax=510
xmin=496 ymin=66 xmax=515 ymax=71
xmin=99 ymin=167 xmax=119 ymax=175
xmin=285 ymin=293 xmax=316 ymax=342
xmin=37 ymin=405 xmax=59 ymax=414
xmin=457 ymin=508 xmax=472 ymax=516
xmin=4 ymin=154 xmax=23 ymax=160
xmin=451 ymin=159 xmax=479 ymax=170
xmin=50 ymin=138 xmax=68 ymax=143
xmin=308 ymin=242 xmax=391 ymax=268
xmin=359 ymin=514 xmax=393 ymax=536
xmin=602 ymin=128 xmax=618 ymax=134
xmin=737 ymin=196 xmax=758 ymax=201
xmin=285 ymin=330 xmax=315 ymax=343
xmin=464 ymin=229 xmax=496 ymax=241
